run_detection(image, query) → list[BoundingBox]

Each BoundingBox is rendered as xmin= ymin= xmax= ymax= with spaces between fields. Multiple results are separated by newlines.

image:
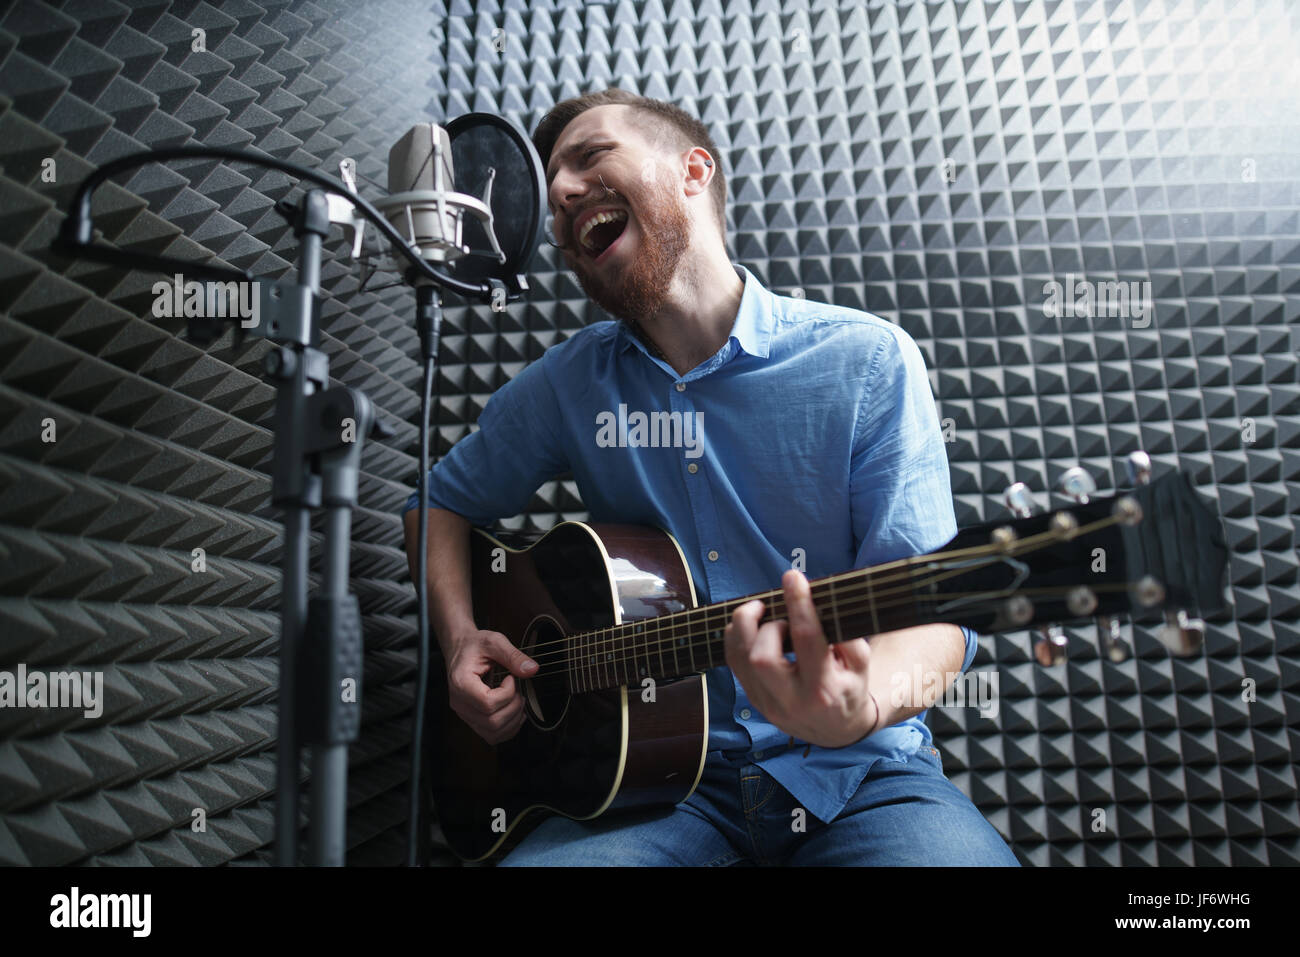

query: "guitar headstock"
xmin=931 ymin=452 xmax=1230 ymax=664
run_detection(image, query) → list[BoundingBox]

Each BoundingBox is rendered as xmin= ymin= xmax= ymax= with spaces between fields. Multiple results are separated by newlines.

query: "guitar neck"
xmin=537 ymin=469 xmax=1228 ymax=695
xmin=568 ymin=556 xmax=943 ymax=694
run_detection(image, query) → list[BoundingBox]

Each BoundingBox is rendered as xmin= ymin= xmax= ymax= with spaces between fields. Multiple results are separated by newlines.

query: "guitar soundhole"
xmin=520 ymin=615 xmax=570 ymax=731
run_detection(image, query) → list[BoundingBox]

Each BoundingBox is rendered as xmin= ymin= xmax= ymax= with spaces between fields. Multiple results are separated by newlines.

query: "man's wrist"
xmin=864 ymin=690 xmax=882 ymax=738
xmin=433 ymin=611 xmax=477 ymax=649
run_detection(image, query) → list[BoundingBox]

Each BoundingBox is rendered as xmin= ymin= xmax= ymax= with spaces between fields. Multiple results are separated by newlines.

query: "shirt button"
xmin=753 ymin=750 xmax=765 ymax=760
xmin=687 ymin=463 xmax=698 ymax=474
xmin=739 ymin=708 xmax=752 ymax=720
xmin=708 ymin=550 xmax=719 ymax=561
xmin=675 ymin=382 xmax=685 ymax=392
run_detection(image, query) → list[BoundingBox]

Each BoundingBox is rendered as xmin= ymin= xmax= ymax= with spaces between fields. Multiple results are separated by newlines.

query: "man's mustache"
xmin=551 ymin=181 xmax=627 ymax=250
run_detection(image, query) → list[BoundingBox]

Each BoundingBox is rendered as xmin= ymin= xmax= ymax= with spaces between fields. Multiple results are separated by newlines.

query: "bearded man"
xmin=402 ymin=88 xmax=1018 ymax=866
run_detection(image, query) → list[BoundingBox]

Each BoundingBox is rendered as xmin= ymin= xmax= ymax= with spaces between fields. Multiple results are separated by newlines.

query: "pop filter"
xmin=440 ymin=112 xmax=546 ymax=288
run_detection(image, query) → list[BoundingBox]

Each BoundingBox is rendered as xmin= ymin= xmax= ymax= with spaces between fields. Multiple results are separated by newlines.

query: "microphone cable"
xmin=407 ymin=285 xmax=442 ymax=866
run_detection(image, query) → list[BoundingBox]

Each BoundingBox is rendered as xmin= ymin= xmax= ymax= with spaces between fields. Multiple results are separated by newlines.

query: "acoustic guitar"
xmin=424 ymin=462 xmax=1228 ymax=861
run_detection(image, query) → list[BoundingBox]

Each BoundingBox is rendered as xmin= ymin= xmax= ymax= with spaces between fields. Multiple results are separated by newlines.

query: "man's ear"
xmin=682 ymin=147 xmax=715 ymax=197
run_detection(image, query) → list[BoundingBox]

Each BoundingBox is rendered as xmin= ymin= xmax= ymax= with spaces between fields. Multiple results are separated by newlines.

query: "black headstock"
xmin=929 ymin=459 xmax=1229 ymax=663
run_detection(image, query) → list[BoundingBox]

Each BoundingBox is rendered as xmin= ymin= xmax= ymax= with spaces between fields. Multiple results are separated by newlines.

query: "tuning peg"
xmin=1004 ymin=595 xmax=1033 ymax=627
xmin=1004 ymin=482 xmax=1034 ymax=518
xmin=990 ymin=524 xmax=1017 ymax=549
xmin=1112 ymin=495 xmax=1143 ymax=526
xmin=1066 ymin=586 xmax=1098 ymax=616
xmin=1126 ymin=450 xmax=1152 ymax=486
xmin=1157 ymin=608 xmax=1205 ymax=656
xmin=1033 ymin=624 xmax=1068 ymax=666
xmin=1058 ymin=467 xmax=1096 ymax=504
xmin=1134 ymin=575 xmax=1166 ymax=608
xmin=1096 ymin=614 xmax=1130 ymax=662
xmin=1048 ymin=509 xmax=1078 ymax=537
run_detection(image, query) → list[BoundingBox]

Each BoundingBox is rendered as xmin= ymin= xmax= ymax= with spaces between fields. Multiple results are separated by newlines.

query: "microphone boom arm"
xmin=52 ymin=144 xmax=518 ymax=304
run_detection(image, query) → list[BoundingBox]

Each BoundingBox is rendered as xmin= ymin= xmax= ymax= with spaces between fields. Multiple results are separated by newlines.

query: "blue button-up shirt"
xmin=402 ymin=263 xmax=978 ymax=824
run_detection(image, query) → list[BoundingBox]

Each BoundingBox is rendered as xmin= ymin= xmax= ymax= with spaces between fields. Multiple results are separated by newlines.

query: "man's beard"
xmin=574 ymin=176 xmax=691 ymax=330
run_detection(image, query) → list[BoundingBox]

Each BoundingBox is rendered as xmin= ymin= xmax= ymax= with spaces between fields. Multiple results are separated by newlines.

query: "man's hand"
xmin=443 ymin=628 xmax=538 ymax=745
xmin=724 ymin=569 xmax=879 ymax=749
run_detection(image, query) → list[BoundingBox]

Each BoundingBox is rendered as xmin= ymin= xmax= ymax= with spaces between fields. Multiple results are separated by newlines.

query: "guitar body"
xmin=427 ymin=522 xmax=709 ymax=862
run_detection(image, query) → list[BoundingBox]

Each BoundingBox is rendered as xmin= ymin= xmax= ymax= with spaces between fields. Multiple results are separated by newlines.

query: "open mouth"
xmin=578 ymin=209 xmax=628 ymax=260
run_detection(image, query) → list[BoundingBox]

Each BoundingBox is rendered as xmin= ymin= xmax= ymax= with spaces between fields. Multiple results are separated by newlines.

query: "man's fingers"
xmin=728 ymin=599 xmax=766 ymax=640
xmin=724 ymin=598 xmax=760 ymax=669
xmin=482 ymin=692 xmax=524 ymax=732
xmin=835 ymin=636 xmax=871 ymax=674
xmin=455 ymin=674 xmax=525 ymax=742
xmin=455 ymin=665 xmax=521 ymax=716
xmin=439 ymin=629 xmax=536 ymax=744
xmin=783 ymin=570 xmax=832 ymax=689
xmin=726 ymin=598 xmax=799 ymax=722
xmin=726 ymin=599 xmax=787 ymax=669
xmin=485 ymin=631 xmax=538 ymax=679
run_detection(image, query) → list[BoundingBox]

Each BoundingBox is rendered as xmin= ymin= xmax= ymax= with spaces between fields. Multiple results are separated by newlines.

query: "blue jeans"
xmin=498 ymin=744 xmax=1020 ymax=866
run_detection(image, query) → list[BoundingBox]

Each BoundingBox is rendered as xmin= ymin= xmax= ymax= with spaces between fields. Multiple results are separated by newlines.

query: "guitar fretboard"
xmin=566 ymin=556 xmax=940 ymax=693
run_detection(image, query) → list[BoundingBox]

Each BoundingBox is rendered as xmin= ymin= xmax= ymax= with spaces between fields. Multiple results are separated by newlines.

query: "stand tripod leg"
xmin=308 ymin=504 xmax=357 ymax=865
xmin=275 ymin=490 xmax=311 ymax=865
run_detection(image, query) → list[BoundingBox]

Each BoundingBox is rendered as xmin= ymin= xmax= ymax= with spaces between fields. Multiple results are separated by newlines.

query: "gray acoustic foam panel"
xmin=0 ymin=0 xmax=1297 ymax=866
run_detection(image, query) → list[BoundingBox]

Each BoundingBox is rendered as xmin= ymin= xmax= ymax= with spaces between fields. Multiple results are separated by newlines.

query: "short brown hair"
xmin=532 ymin=88 xmax=728 ymax=240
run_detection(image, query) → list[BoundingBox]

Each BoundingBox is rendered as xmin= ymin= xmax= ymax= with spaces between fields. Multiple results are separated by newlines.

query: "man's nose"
xmin=548 ymin=166 xmax=593 ymax=221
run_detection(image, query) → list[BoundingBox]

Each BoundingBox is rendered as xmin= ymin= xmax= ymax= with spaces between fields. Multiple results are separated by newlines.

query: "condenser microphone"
xmin=366 ymin=116 xmax=546 ymax=293
xmin=374 ymin=122 xmax=492 ymax=270
xmin=381 ymin=124 xmax=467 ymax=263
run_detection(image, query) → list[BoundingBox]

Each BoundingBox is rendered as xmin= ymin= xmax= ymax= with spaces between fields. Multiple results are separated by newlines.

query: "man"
xmin=402 ymin=88 xmax=1018 ymax=866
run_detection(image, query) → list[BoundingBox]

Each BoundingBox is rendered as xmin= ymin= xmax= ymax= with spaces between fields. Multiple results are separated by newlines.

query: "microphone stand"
xmin=54 ymin=137 xmax=540 ymax=867
xmin=262 ymin=189 xmax=387 ymax=865
xmin=271 ymin=200 xmax=475 ymax=866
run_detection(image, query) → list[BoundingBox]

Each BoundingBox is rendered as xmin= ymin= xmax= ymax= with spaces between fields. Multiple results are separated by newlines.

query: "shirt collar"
xmin=616 ymin=263 xmax=774 ymax=361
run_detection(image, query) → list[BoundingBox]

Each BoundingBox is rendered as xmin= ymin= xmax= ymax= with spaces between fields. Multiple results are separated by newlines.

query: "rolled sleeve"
xmin=959 ymin=624 xmax=979 ymax=674
xmin=400 ymin=355 xmax=569 ymax=525
xmin=851 ymin=325 xmax=977 ymax=671
xmin=849 ymin=325 xmax=958 ymax=568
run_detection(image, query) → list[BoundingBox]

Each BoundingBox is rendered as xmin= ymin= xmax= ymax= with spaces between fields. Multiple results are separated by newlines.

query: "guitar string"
xmin=483 ymin=511 xmax=1128 ymax=683
xmin=492 ymin=577 xmax=1135 ymax=687
xmin=496 ymin=509 xmax=1118 ymax=665
xmin=496 ymin=531 xmax=1123 ymax=682
xmin=509 ymin=572 xmax=1131 ymax=676
xmin=488 ymin=517 xmax=1128 ymax=685
xmin=498 ymin=583 xmax=1137 ymax=687
xmin=490 ymin=559 xmax=973 ymax=678
xmin=492 ymin=509 xmax=1124 ymax=673
xmin=504 ymin=509 xmax=1120 ymax=663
